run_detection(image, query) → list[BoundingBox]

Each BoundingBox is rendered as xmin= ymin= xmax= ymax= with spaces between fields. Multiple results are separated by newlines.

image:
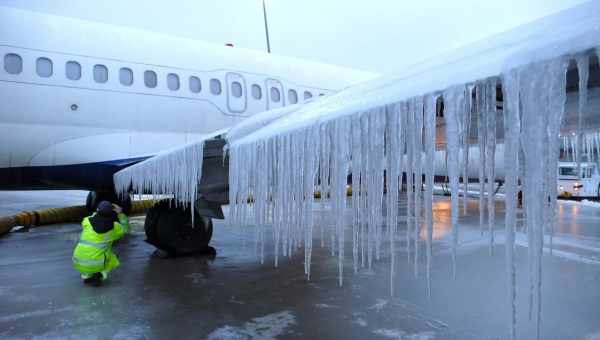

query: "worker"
xmin=72 ymin=200 xmax=130 ymax=286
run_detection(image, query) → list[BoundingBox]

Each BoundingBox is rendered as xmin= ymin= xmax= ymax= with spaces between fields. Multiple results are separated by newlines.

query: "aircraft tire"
xmin=144 ymin=201 xmax=213 ymax=255
xmin=86 ymin=191 xmax=132 ymax=214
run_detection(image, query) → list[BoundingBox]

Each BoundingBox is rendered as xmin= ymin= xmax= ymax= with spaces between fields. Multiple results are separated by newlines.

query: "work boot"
xmin=83 ymin=272 xmax=103 ymax=286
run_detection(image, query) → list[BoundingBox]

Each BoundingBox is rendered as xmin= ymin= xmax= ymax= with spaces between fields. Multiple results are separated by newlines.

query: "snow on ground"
xmin=372 ymin=328 xmax=436 ymax=340
xmin=206 ymin=311 xmax=296 ymax=340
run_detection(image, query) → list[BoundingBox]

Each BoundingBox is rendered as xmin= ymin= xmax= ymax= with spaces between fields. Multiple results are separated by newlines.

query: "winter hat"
xmin=89 ymin=201 xmax=117 ymax=234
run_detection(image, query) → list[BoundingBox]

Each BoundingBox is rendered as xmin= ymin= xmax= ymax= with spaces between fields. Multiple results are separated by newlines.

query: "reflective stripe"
xmin=78 ymin=239 xmax=110 ymax=250
xmin=72 ymin=257 xmax=105 ymax=266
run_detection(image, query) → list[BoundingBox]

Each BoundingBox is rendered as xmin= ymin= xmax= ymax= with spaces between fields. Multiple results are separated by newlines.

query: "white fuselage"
xmin=0 ymin=7 xmax=375 ymax=189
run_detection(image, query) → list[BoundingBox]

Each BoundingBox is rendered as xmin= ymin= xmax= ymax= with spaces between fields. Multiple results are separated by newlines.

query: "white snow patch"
xmin=314 ymin=303 xmax=339 ymax=309
xmin=353 ymin=316 xmax=368 ymax=327
xmin=561 ymin=199 xmax=600 ymax=208
xmin=186 ymin=272 xmax=208 ymax=285
xmin=0 ymin=306 xmax=74 ymax=323
xmin=373 ymin=328 xmax=435 ymax=340
xmin=112 ymin=325 xmax=150 ymax=340
xmin=206 ymin=311 xmax=296 ymax=340
xmin=368 ymin=299 xmax=389 ymax=312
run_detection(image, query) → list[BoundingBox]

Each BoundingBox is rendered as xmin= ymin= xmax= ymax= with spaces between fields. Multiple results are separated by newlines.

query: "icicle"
xmin=331 ymin=118 xmax=350 ymax=286
xmin=462 ymin=86 xmax=473 ymax=215
xmin=443 ymin=85 xmax=464 ymax=279
xmin=423 ymin=94 xmax=436 ymax=299
xmin=413 ymin=96 xmax=424 ymax=277
xmin=366 ymin=108 xmax=385 ymax=266
xmin=360 ymin=113 xmax=370 ymax=268
xmin=405 ymin=101 xmax=414 ymax=264
xmin=476 ymin=82 xmax=487 ymax=235
xmin=520 ymin=58 xmax=567 ymax=340
xmin=485 ymin=78 xmax=498 ymax=255
xmin=576 ymin=54 xmax=589 ymax=179
xmin=503 ymin=70 xmax=520 ymax=340
xmin=351 ymin=114 xmax=362 ymax=274
xmin=385 ymin=103 xmax=401 ymax=295
xmin=114 ymin=140 xmax=205 ymax=218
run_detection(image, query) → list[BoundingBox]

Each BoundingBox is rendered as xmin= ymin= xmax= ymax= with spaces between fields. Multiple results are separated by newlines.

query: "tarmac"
xmin=0 ymin=191 xmax=599 ymax=339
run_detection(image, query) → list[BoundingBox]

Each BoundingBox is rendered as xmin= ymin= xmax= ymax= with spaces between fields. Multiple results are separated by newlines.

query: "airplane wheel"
xmin=86 ymin=191 xmax=131 ymax=214
xmin=144 ymin=201 xmax=213 ymax=255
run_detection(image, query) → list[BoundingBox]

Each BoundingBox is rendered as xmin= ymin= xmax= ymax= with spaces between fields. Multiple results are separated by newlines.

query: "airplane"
xmin=0 ymin=6 xmax=377 ymax=254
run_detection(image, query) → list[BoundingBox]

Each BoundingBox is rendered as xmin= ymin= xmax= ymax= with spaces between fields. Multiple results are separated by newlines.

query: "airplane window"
xmin=119 ymin=67 xmax=133 ymax=86
xmin=189 ymin=76 xmax=201 ymax=93
xmin=36 ymin=57 xmax=53 ymax=78
xmin=251 ymin=84 xmax=262 ymax=100
xmin=319 ymin=93 xmax=325 ymax=97
xmin=231 ymin=81 xmax=242 ymax=98
xmin=303 ymin=91 xmax=313 ymax=100
xmin=3 ymin=53 xmax=22 ymax=74
xmin=210 ymin=78 xmax=222 ymax=95
xmin=93 ymin=64 xmax=108 ymax=83
xmin=270 ymin=87 xmax=281 ymax=102
xmin=288 ymin=89 xmax=298 ymax=104
xmin=65 ymin=61 xmax=81 ymax=80
xmin=167 ymin=73 xmax=180 ymax=91
xmin=144 ymin=70 xmax=157 ymax=88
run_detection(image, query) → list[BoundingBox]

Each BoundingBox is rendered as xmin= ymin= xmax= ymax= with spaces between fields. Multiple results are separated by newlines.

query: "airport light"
xmin=262 ymin=0 xmax=271 ymax=53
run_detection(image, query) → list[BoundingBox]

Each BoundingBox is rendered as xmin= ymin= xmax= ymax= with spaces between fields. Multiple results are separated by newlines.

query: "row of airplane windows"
xmin=2 ymin=53 xmax=321 ymax=103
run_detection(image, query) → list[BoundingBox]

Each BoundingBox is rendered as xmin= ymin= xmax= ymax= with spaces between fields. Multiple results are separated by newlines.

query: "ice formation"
xmin=114 ymin=140 xmax=206 ymax=212
xmin=226 ymin=3 xmax=599 ymax=338
xmin=114 ymin=2 xmax=599 ymax=340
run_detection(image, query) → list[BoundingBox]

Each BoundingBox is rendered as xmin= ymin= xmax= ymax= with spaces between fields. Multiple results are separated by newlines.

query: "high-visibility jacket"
xmin=72 ymin=213 xmax=130 ymax=275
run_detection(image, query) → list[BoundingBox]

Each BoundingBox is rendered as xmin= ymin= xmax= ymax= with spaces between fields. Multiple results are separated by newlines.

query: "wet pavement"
xmin=0 ymin=191 xmax=599 ymax=339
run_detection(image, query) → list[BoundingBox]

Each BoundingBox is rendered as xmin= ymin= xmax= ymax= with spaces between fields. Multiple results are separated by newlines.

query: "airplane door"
xmin=226 ymin=73 xmax=247 ymax=113
xmin=266 ymin=78 xmax=285 ymax=110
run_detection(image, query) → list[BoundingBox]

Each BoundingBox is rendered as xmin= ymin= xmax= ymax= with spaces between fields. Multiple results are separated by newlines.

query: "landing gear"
xmin=86 ymin=191 xmax=132 ymax=214
xmin=144 ymin=200 xmax=213 ymax=256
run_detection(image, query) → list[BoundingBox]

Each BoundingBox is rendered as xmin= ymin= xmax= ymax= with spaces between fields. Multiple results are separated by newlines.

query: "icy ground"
xmin=0 ymin=192 xmax=599 ymax=339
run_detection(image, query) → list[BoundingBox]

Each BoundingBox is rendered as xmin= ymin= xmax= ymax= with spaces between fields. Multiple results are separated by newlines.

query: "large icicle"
xmin=385 ymin=104 xmax=400 ymax=295
xmin=485 ymin=78 xmax=498 ymax=255
xmin=476 ymin=82 xmax=487 ymax=235
xmin=461 ymin=86 xmax=473 ymax=215
xmin=114 ymin=140 xmax=205 ymax=212
xmin=373 ymin=109 xmax=386 ymax=262
xmin=519 ymin=58 xmax=567 ymax=340
xmin=423 ymin=94 xmax=436 ymax=299
xmin=576 ymin=54 xmax=589 ymax=179
xmin=503 ymin=70 xmax=520 ymax=340
xmin=413 ymin=97 xmax=424 ymax=277
xmin=443 ymin=85 xmax=464 ymax=279
xmin=405 ymin=101 xmax=414 ymax=264
xmin=351 ymin=114 xmax=362 ymax=274
xmin=333 ymin=118 xmax=351 ymax=286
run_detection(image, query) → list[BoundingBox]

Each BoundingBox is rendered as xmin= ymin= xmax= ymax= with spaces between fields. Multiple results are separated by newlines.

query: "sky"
xmin=0 ymin=0 xmax=589 ymax=73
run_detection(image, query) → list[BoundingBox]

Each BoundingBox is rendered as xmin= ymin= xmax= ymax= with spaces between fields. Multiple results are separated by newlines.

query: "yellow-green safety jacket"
xmin=72 ymin=213 xmax=130 ymax=274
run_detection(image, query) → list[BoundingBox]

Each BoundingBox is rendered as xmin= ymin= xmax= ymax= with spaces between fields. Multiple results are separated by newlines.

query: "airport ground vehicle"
xmin=557 ymin=162 xmax=600 ymax=198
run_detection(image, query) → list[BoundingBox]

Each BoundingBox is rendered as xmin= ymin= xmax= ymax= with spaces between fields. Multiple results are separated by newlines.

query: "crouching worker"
xmin=72 ymin=201 xmax=130 ymax=286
